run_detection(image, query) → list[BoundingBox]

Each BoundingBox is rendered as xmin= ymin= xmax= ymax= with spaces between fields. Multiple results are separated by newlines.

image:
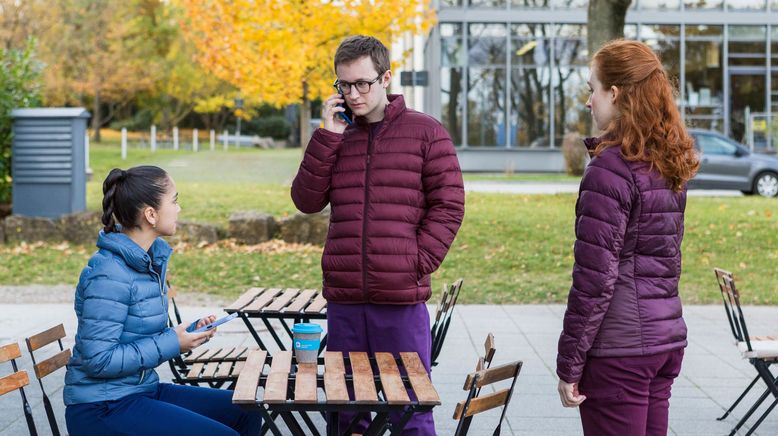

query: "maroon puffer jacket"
xmin=291 ymin=95 xmax=465 ymax=304
xmin=556 ymin=138 xmax=688 ymax=383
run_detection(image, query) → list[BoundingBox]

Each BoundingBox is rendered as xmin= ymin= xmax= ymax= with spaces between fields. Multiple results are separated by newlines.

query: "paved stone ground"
xmin=1 ymin=298 xmax=776 ymax=435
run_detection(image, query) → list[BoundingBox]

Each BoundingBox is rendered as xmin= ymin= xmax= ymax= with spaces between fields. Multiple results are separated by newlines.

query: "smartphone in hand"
xmin=337 ymin=95 xmax=353 ymax=125
xmin=193 ymin=312 xmax=239 ymax=333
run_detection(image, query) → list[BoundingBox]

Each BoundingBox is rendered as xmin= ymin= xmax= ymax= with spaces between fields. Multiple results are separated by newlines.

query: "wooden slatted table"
xmin=224 ymin=287 xmax=328 ymax=354
xmin=232 ymin=350 xmax=441 ymax=436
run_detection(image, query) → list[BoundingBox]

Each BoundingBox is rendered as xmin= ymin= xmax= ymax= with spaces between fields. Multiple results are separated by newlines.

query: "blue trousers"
xmin=65 ymin=383 xmax=262 ymax=436
xmin=327 ymin=302 xmax=436 ymax=436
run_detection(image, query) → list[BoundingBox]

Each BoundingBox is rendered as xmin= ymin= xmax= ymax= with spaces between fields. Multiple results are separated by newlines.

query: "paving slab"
xmin=1 ymin=301 xmax=777 ymax=435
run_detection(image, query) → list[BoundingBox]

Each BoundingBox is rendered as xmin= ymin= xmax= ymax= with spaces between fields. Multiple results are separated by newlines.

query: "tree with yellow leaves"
xmin=177 ymin=0 xmax=435 ymax=146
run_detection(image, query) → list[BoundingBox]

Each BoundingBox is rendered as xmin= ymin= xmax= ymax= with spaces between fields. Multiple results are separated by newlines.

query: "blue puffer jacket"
xmin=64 ymin=231 xmax=181 ymax=406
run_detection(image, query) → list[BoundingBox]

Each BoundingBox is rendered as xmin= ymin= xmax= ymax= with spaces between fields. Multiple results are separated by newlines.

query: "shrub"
xmin=561 ymin=132 xmax=587 ymax=176
xmin=243 ymin=115 xmax=292 ymax=140
xmin=0 ymin=40 xmax=43 ymax=204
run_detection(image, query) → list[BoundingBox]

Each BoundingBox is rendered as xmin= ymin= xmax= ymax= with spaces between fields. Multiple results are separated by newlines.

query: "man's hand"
xmin=557 ymin=379 xmax=586 ymax=407
xmin=322 ymin=93 xmax=349 ymax=134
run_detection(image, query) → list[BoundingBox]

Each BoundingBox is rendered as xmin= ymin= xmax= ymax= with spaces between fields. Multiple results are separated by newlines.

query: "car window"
xmin=695 ymin=134 xmax=738 ymax=156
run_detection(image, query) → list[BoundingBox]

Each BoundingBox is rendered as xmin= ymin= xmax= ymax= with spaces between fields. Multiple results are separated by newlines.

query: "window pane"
xmin=554 ymin=66 xmax=591 ymax=145
xmin=728 ymin=0 xmax=766 ymax=10
xmin=728 ymin=42 xmax=766 ymax=66
xmin=684 ymin=40 xmax=724 ymax=132
xmin=440 ymin=25 xmax=464 ymax=67
xmin=624 ymin=25 xmax=638 ymax=40
xmin=510 ymin=0 xmax=551 ymax=9
xmin=467 ymin=68 xmax=506 ymax=146
xmin=511 ymin=67 xmax=550 ymax=147
xmin=470 ymin=0 xmax=506 ymax=7
xmin=639 ymin=0 xmax=681 ymax=9
xmin=513 ymin=38 xmax=550 ymax=66
xmin=468 ymin=24 xmax=507 ymax=66
xmin=441 ymin=67 xmax=465 ymax=146
xmin=556 ymin=25 xmax=586 ymax=66
xmin=550 ymin=0 xmax=587 ymax=7
xmin=684 ymin=0 xmax=722 ymax=8
xmin=686 ymin=24 xmax=723 ymax=38
xmin=729 ymin=25 xmax=767 ymax=40
xmin=441 ymin=24 xmax=464 ymax=67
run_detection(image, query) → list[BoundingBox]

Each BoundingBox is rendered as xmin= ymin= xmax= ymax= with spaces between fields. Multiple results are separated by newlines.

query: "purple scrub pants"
xmin=327 ymin=302 xmax=436 ymax=436
xmin=578 ymin=348 xmax=684 ymax=436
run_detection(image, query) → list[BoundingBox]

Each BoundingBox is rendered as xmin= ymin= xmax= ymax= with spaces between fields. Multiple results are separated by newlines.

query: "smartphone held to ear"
xmin=337 ymin=96 xmax=353 ymax=125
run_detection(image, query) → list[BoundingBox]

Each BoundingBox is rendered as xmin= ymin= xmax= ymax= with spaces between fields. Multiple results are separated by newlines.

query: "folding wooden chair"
xmin=166 ymin=280 xmax=255 ymax=389
xmin=453 ymin=359 xmax=522 ymax=436
xmin=475 ymin=332 xmax=496 ymax=372
xmin=431 ymin=278 xmax=463 ymax=367
xmin=25 ymin=324 xmax=71 ymax=436
xmin=714 ymin=268 xmax=778 ymax=436
xmin=1 ymin=342 xmax=37 ymax=436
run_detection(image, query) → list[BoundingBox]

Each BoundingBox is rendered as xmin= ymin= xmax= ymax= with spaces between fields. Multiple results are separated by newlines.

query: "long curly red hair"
xmin=592 ymin=40 xmax=699 ymax=192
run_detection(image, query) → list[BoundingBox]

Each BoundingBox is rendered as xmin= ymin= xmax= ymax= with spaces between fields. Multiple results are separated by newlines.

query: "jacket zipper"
xmin=139 ymin=262 xmax=164 ymax=385
xmin=362 ymin=127 xmax=375 ymax=300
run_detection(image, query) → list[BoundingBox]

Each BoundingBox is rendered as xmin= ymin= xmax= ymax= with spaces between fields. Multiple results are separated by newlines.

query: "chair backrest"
xmin=453 ymin=359 xmax=522 ymax=436
xmin=714 ymin=268 xmax=753 ymax=352
xmin=431 ymin=278 xmax=464 ymax=366
xmin=475 ymin=333 xmax=496 ymax=372
xmin=25 ymin=325 xmax=70 ymax=436
xmin=1 ymin=342 xmax=37 ymax=436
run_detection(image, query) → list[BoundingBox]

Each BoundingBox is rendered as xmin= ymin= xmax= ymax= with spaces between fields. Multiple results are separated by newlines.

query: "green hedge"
xmin=0 ymin=39 xmax=43 ymax=204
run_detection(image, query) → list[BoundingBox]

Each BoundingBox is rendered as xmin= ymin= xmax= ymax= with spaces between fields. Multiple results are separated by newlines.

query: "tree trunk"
xmin=300 ymin=81 xmax=312 ymax=152
xmin=92 ymin=88 xmax=102 ymax=143
xmin=587 ymin=0 xmax=632 ymax=55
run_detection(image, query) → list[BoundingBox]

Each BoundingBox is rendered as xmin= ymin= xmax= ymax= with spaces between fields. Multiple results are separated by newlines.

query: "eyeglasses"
xmin=333 ymin=74 xmax=383 ymax=95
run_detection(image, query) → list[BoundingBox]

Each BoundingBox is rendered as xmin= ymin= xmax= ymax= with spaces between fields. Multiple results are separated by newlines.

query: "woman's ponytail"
xmin=101 ymin=168 xmax=126 ymax=233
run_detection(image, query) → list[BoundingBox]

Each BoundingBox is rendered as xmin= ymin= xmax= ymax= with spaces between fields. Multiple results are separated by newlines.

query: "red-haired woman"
xmin=556 ymin=39 xmax=700 ymax=436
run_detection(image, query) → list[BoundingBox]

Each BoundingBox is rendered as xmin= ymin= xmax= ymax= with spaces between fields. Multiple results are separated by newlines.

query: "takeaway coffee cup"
xmin=292 ymin=323 xmax=322 ymax=363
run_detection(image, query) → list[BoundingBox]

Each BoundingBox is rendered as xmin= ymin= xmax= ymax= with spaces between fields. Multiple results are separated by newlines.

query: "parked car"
xmin=688 ymin=129 xmax=778 ymax=197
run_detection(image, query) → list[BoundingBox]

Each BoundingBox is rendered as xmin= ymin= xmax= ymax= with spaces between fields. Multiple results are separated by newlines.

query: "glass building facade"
xmin=426 ymin=0 xmax=778 ymax=151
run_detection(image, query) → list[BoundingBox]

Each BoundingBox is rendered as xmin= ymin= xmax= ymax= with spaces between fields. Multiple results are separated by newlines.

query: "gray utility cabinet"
xmin=10 ymin=108 xmax=90 ymax=218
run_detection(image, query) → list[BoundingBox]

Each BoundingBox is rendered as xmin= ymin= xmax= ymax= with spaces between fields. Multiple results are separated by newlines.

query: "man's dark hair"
xmin=334 ymin=35 xmax=390 ymax=75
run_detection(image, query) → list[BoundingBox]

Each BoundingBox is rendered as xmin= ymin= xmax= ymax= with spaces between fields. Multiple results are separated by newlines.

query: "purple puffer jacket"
xmin=556 ymin=138 xmax=688 ymax=383
xmin=291 ymin=95 xmax=465 ymax=305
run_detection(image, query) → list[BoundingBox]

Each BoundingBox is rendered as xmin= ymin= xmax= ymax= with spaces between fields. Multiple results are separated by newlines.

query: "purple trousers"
xmin=578 ymin=349 xmax=684 ymax=436
xmin=327 ymin=302 xmax=436 ymax=436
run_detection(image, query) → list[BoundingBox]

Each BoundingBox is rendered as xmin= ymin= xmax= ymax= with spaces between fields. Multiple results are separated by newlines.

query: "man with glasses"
xmin=292 ymin=35 xmax=464 ymax=435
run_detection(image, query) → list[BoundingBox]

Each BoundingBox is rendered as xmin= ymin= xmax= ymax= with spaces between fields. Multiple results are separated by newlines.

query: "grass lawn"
xmin=2 ymin=139 xmax=777 ymax=304
xmin=463 ymin=173 xmax=582 ymax=183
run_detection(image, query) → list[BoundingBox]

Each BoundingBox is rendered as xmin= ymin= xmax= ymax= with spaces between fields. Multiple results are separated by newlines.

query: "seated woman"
xmin=64 ymin=165 xmax=261 ymax=436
